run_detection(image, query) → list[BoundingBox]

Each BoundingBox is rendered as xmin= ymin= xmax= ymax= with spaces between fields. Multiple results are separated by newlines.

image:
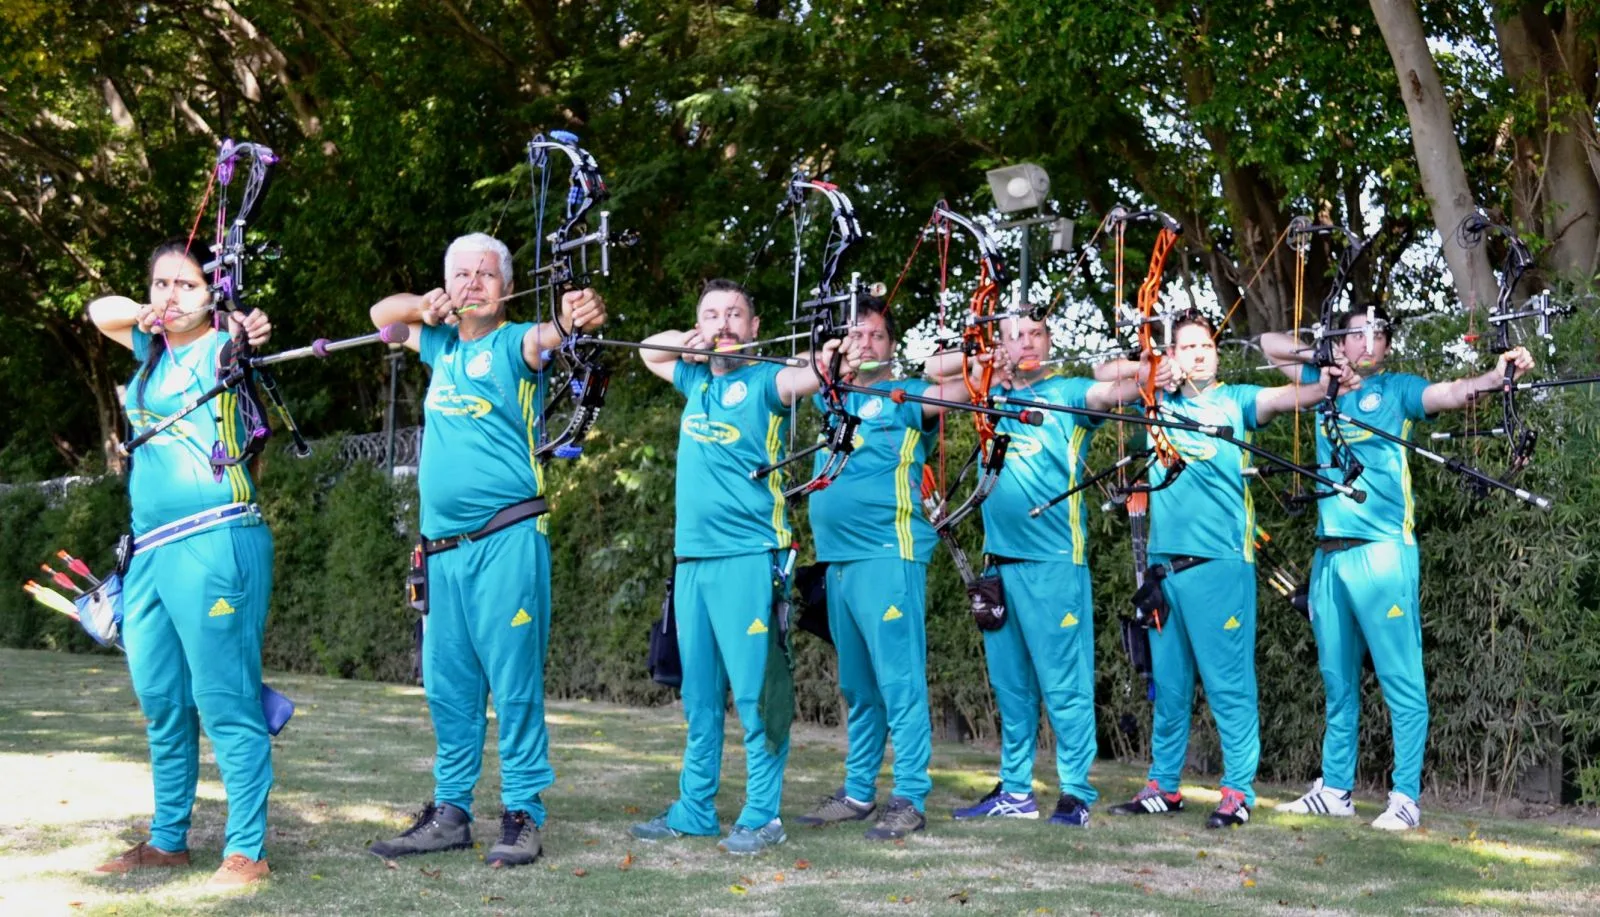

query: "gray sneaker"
xmin=628 ymin=812 xmax=685 ymax=841
xmin=369 ymin=802 xmax=472 ymax=858
xmin=486 ymin=809 xmax=541 ymax=868
xmin=795 ymin=788 xmax=875 ymax=826
xmin=718 ymin=819 xmax=786 ymax=855
xmin=864 ymin=796 xmax=926 ymax=841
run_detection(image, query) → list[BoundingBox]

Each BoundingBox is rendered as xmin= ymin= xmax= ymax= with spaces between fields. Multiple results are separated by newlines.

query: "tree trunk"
xmin=1494 ymin=5 xmax=1600 ymax=280
xmin=1367 ymin=0 xmax=1500 ymax=310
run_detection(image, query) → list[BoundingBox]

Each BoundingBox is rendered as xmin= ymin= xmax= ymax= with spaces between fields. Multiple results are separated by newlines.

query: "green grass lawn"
xmin=2 ymin=647 xmax=1598 ymax=916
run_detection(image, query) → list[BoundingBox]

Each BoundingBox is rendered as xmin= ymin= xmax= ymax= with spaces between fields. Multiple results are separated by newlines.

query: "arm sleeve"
xmin=759 ymin=363 xmax=789 ymax=412
xmin=895 ymin=378 xmax=933 ymax=428
xmin=417 ymin=323 xmax=451 ymax=367
xmin=131 ymin=328 xmax=151 ymax=362
xmin=500 ymin=321 xmax=539 ymax=382
xmin=1234 ymin=383 xmax=1269 ymax=431
xmin=1396 ymin=373 xmax=1433 ymax=421
xmin=1299 ymin=363 xmax=1320 ymax=385
xmin=672 ymin=359 xmax=705 ymax=396
xmin=1058 ymin=377 xmax=1103 ymax=428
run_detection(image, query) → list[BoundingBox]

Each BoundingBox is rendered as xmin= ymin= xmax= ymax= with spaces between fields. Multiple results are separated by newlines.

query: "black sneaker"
xmin=1048 ymin=793 xmax=1091 ymax=827
xmin=369 ymin=801 xmax=472 ymax=858
xmin=486 ymin=809 xmax=542 ymax=867
xmin=1204 ymin=788 xmax=1251 ymax=829
xmin=1108 ymin=780 xmax=1185 ymax=816
xmin=864 ymin=796 xmax=926 ymax=841
xmin=795 ymin=787 xmax=876 ymax=826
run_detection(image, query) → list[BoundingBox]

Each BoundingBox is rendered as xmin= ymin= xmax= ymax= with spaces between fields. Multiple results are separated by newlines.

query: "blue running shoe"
xmin=952 ymin=782 xmax=1039 ymax=819
xmin=628 ymin=813 xmax=684 ymax=841
xmin=1048 ymin=793 xmax=1091 ymax=827
xmin=718 ymin=819 xmax=786 ymax=855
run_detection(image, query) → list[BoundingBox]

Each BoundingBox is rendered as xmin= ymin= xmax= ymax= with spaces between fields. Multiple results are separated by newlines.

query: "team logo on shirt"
xmin=1007 ymin=434 xmax=1043 ymax=458
xmin=426 ymin=385 xmax=493 ymax=418
xmin=721 ymin=381 xmax=748 ymax=407
xmin=125 ymin=410 xmax=199 ymax=445
xmin=1176 ymin=440 xmax=1218 ymax=462
xmin=858 ymin=398 xmax=884 ymax=420
xmin=1359 ymin=391 xmax=1382 ymax=413
xmin=682 ymin=413 xmax=741 ymax=445
xmin=466 ymin=351 xmax=494 ymax=379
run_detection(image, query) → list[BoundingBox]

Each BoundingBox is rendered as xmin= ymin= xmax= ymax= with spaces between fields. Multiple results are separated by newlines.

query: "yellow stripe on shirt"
xmin=1068 ymin=426 xmax=1087 ymax=564
xmin=1401 ymin=418 xmax=1416 ymax=545
xmin=895 ymin=428 xmax=920 ymax=561
xmin=766 ymin=413 xmax=791 ymax=547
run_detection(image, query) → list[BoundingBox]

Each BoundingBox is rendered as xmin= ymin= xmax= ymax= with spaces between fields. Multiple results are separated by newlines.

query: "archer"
xmin=1102 ymin=311 xmax=1353 ymax=829
xmin=628 ymin=279 xmax=862 ymax=856
xmin=790 ymin=291 xmax=986 ymax=841
xmin=365 ymin=232 xmax=607 ymax=868
xmin=85 ymin=238 xmax=278 ymax=886
xmin=949 ymin=314 xmax=1151 ymax=828
xmin=1261 ymin=307 xmax=1534 ymax=831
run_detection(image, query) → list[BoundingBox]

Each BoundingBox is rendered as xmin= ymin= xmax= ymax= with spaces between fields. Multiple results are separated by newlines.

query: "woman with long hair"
xmin=85 ymin=238 xmax=277 ymax=886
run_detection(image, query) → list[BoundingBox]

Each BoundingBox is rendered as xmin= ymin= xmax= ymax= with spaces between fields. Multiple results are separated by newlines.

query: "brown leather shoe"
xmin=209 ymin=853 xmax=270 ymax=887
xmin=95 ymin=841 xmax=191 ymax=874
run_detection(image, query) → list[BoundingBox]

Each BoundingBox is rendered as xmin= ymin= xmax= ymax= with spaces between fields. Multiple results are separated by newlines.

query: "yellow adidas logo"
xmin=1387 ymin=605 xmax=1404 ymax=619
xmin=510 ymin=609 xmax=532 ymax=627
xmin=883 ymin=606 xmax=903 ymax=622
xmin=747 ymin=618 xmax=768 ymax=636
xmin=208 ymin=599 xmax=236 ymax=618
xmin=1060 ymin=613 xmax=1079 ymax=628
xmin=1223 ymin=615 xmax=1241 ymax=631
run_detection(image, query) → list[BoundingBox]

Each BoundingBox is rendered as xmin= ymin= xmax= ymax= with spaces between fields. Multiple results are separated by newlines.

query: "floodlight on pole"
xmin=986 ymin=163 xmax=1050 ymax=214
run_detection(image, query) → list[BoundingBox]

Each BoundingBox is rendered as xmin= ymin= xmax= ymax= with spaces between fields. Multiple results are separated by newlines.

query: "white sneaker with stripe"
xmin=1273 ymin=778 xmax=1355 ymax=816
xmin=1371 ymin=791 xmax=1421 ymax=831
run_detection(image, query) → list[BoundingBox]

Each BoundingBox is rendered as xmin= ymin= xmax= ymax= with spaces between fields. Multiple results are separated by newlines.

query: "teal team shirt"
xmin=126 ymin=329 xmax=259 ymax=536
xmin=981 ymin=375 xmax=1102 ymax=564
xmin=672 ymin=361 xmax=793 ymax=558
xmin=807 ymin=379 xmax=937 ymax=564
xmin=1148 ymin=383 xmax=1265 ymax=561
xmin=417 ymin=322 xmax=547 ymax=539
xmin=1309 ymin=370 xmax=1432 ymax=543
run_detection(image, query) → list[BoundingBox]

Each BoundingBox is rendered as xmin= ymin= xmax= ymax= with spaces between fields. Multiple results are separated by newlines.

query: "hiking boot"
xmin=368 ymin=801 xmax=472 ymax=858
xmin=209 ymin=854 xmax=270 ymax=886
xmin=1108 ymin=780 xmax=1185 ymax=816
xmin=864 ymin=796 xmax=925 ymax=841
xmin=952 ymin=782 xmax=1039 ymax=819
xmin=1371 ymin=791 xmax=1421 ymax=831
xmin=1274 ymin=778 xmax=1354 ymax=817
xmin=795 ymin=787 xmax=875 ymax=827
xmin=486 ymin=809 xmax=542 ymax=868
xmin=718 ymin=819 xmax=786 ymax=855
xmin=95 ymin=841 xmax=190 ymax=874
xmin=629 ymin=812 xmax=686 ymax=841
xmin=1048 ymin=793 xmax=1091 ymax=827
xmin=1205 ymin=788 xmax=1251 ymax=829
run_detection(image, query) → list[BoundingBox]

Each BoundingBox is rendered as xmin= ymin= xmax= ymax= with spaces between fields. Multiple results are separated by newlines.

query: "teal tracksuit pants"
xmin=666 ymin=553 xmax=789 ymax=834
xmin=122 ymin=521 xmax=274 ymax=860
xmin=423 ymin=520 xmax=553 ymax=825
xmin=1148 ymin=555 xmax=1259 ymax=804
xmin=982 ymin=561 xmax=1098 ymax=803
xmin=1309 ymin=540 xmax=1426 ymax=799
xmin=827 ymin=558 xmax=932 ymax=811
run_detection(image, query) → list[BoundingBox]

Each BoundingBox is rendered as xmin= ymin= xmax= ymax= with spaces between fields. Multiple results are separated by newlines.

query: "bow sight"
xmin=524 ymin=131 xmax=637 ymax=461
xmin=1283 ymin=217 xmax=1374 ymax=509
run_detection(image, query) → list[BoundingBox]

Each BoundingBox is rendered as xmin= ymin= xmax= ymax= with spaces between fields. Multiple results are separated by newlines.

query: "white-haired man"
xmin=366 ymin=233 xmax=606 ymax=867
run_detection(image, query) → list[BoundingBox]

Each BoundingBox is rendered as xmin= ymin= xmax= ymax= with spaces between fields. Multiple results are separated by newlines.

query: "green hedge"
xmin=4 ymin=331 xmax=1598 ymax=804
